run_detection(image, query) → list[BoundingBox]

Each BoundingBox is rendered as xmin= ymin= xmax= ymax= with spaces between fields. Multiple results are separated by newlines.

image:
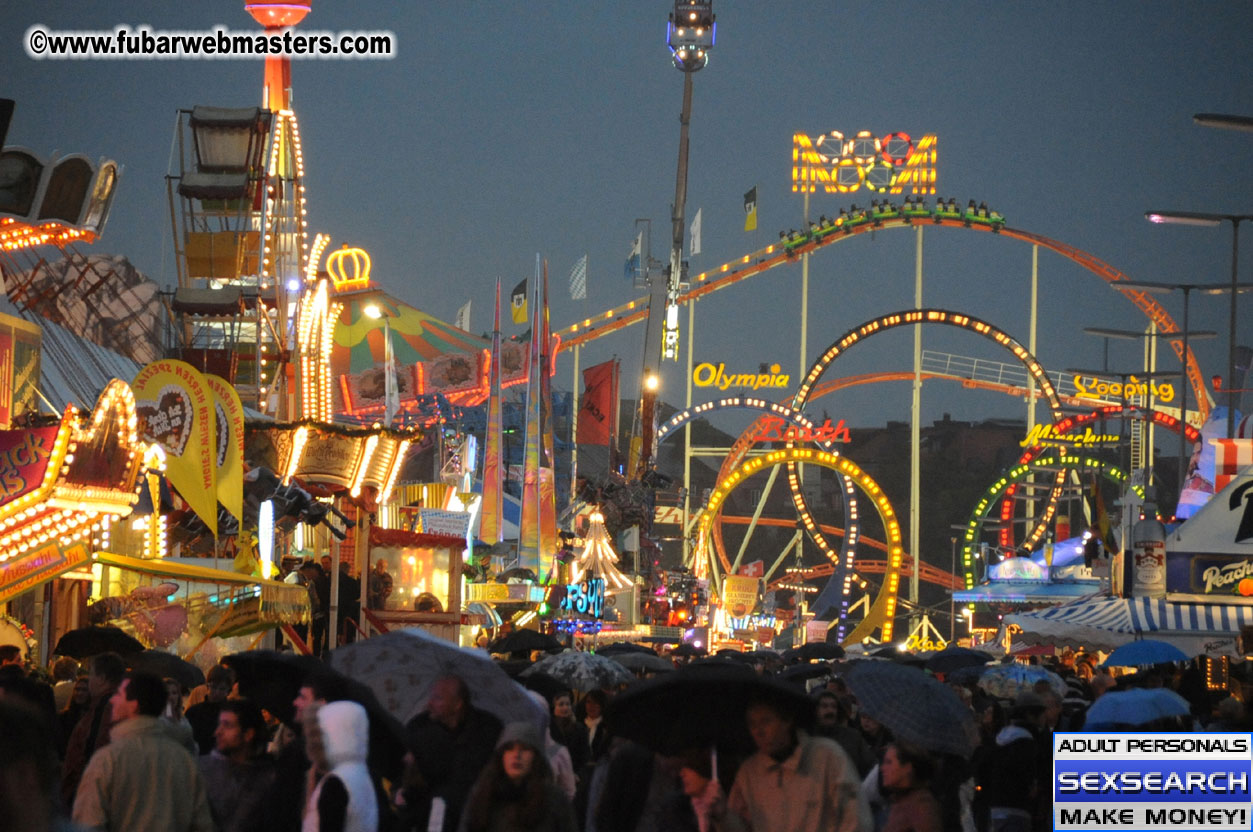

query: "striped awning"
xmin=1004 ymin=595 xmax=1253 ymax=657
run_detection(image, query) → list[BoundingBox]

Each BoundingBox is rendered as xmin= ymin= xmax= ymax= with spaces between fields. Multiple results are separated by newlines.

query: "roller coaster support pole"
xmin=909 ymin=226 xmax=923 ymax=622
xmin=683 ymin=298 xmax=695 ymax=564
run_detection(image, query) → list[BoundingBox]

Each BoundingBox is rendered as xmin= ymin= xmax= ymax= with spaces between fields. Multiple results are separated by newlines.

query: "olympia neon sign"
xmin=792 ymin=130 xmax=937 ymax=195
xmin=693 ymin=362 xmax=790 ymax=391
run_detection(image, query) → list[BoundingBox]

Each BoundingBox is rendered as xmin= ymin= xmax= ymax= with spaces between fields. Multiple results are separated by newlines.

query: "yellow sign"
xmin=693 ymin=362 xmax=790 ymax=392
xmin=132 ymin=360 xmax=217 ymax=535
xmin=204 ymin=375 xmax=244 ymax=525
xmin=327 ymin=246 xmax=372 ymax=292
xmin=1072 ymin=374 xmax=1174 ymax=404
xmin=723 ymin=575 xmax=760 ymax=618
xmin=1019 ymin=423 xmax=1119 ymax=448
xmin=904 ymin=633 xmax=947 ymax=652
xmin=793 ymin=131 xmax=937 ymax=195
xmin=0 ymin=542 xmax=89 ymax=603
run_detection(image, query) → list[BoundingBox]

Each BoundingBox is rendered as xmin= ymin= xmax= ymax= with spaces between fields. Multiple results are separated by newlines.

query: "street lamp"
xmin=1145 ymin=211 xmax=1253 ymax=438
xmin=363 ymin=303 xmax=398 ymax=427
xmin=1083 ymin=318 xmax=1217 ymax=501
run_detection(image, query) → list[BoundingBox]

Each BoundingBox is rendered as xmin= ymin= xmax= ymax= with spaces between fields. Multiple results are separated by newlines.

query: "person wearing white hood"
xmin=303 ymin=700 xmax=379 ymax=832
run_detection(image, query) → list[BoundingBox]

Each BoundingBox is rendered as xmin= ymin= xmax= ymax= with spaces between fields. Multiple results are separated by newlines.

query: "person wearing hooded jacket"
xmin=303 ymin=700 xmax=379 ymax=832
xmin=457 ymin=721 xmax=577 ymax=832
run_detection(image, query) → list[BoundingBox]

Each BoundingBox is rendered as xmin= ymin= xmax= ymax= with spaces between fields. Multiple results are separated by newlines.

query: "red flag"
xmin=577 ymin=359 xmax=617 ymax=445
xmin=738 ymin=560 xmax=765 ymax=578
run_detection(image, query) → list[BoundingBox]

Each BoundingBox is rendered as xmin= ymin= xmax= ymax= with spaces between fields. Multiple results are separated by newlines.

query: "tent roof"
xmin=1003 ymin=594 xmax=1253 ymax=657
xmin=1168 ymin=464 xmax=1253 ymax=555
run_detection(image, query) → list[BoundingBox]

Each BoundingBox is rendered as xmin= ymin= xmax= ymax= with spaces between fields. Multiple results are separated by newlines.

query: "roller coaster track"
xmin=555 ymin=210 xmax=1208 ymax=418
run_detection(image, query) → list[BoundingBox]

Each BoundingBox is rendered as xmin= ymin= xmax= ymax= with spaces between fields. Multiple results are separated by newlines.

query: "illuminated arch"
xmin=656 ymin=396 xmax=839 ymax=447
xmin=959 ymin=451 xmax=1143 ymax=589
xmin=781 ymin=308 xmax=1065 ymax=570
xmin=695 ymin=448 xmax=903 ymax=644
xmin=656 ymin=396 xmax=861 ymax=586
xmin=995 ymin=404 xmax=1203 ymax=550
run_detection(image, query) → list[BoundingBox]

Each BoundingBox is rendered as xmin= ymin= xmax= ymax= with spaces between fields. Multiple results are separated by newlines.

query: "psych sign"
xmin=560 ymin=578 xmax=605 ymax=619
xmin=793 ymin=131 xmax=937 ymax=195
xmin=693 ymin=362 xmax=790 ymax=392
xmin=1072 ymin=374 xmax=1175 ymax=404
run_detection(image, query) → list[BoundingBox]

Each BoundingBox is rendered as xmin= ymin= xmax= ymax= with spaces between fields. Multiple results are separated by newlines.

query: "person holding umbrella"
xmin=722 ymin=694 xmax=871 ymax=832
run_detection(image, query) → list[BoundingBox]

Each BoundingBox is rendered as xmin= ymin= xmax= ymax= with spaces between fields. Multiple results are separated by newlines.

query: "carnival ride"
xmin=554 ymin=199 xmax=1212 ymax=644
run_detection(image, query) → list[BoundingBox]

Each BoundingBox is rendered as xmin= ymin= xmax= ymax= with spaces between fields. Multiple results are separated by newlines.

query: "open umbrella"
xmin=606 ymin=662 xmax=814 ymax=755
xmin=1083 ymin=687 xmax=1192 ymax=728
xmin=488 ymin=629 xmax=563 ymax=655
xmin=127 ymin=649 xmax=205 ymax=690
xmin=844 ymin=661 xmax=978 ymax=758
xmin=670 ymin=643 xmax=708 ymax=658
xmin=222 ymin=649 xmax=407 ymax=779
xmin=596 ymin=642 xmax=658 ymax=657
xmin=1101 ymin=639 xmax=1189 ymax=667
xmin=520 ymin=651 xmax=634 ymax=693
xmin=924 ymin=647 xmax=993 ymax=675
xmin=330 ymin=629 xmax=545 ymax=730
xmin=783 ymin=642 xmax=846 ymax=662
xmin=609 ymin=652 xmax=675 ymax=674
xmin=777 ymin=662 xmax=834 ymax=685
xmin=53 ymin=626 xmax=145 ymax=659
xmin=977 ymin=663 xmax=1066 ymax=699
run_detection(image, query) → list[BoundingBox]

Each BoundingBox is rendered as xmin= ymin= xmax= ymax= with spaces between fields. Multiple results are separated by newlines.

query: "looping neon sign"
xmin=793 ymin=130 xmax=937 ymax=195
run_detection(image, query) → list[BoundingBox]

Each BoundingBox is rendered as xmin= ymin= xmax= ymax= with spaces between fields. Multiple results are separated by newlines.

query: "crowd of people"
xmin=0 ymin=639 xmax=1247 ymax=832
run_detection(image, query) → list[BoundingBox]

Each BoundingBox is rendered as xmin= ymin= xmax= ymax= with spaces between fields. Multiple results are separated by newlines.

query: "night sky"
xmin=5 ymin=1 xmax=1252 ymax=432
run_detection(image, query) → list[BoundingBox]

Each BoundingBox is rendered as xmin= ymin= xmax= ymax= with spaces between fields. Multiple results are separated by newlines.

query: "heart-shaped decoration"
xmin=137 ymin=384 xmax=194 ymax=457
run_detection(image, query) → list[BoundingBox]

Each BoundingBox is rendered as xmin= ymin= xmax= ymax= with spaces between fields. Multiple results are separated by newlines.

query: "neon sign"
xmin=1072 ymin=374 xmax=1175 ymax=404
xmin=750 ymin=416 xmax=849 ymax=444
xmin=793 ymin=131 xmax=937 ymax=195
xmin=693 ymin=362 xmax=790 ymax=392
xmin=1019 ymin=423 xmax=1118 ymax=449
xmin=560 ymin=578 xmax=605 ymax=619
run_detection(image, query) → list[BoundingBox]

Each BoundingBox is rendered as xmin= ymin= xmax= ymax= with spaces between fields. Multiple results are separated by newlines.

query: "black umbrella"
xmin=844 ymin=660 xmax=977 ymax=758
xmin=783 ymin=642 xmax=846 ymax=662
xmin=606 ymin=663 xmax=815 ymax=755
xmin=53 ymin=626 xmax=145 ymax=659
xmin=520 ymin=671 xmax=573 ymax=702
xmin=777 ymin=662 xmax=834 ymax=685
xmin=488 ymin=629 xmax=563 ymax=655
xmin=924 ymin=646 xmax=994 ymax=675
xmin=595 ymin=642 xmax=657 ymax=657
xmin=127 ymin=649 xmax=205 ymax=690
xmin=223 ymin=650 xmax=406 ymax=779
xmin=671 ymin=643 xmax=708 ymax=658
xmin=715 ymin=649 xmax=755 ymax=662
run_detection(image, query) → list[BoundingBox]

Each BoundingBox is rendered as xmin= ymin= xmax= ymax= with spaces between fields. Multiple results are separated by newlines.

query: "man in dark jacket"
xmin=401 ymin=674 xmax=502 ymax=832
xmin=974 ymin=691 xmax=1046 ymax=832
xmin=198 ymin=698 xmax=276 ymax=832
xmin=61 ymin=651 xmax=126 ymax=806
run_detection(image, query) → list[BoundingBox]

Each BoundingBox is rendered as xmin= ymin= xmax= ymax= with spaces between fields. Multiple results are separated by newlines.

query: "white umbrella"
xmin=329 ymin=628 xmax=545 ymax=728
xmin=521 ymin=650 xmax=635 ymax=692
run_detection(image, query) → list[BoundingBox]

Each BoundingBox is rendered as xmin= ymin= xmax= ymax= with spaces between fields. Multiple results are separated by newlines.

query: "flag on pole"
xmin=510 ymin=278 xmax=528 ymax=324
xmin=569 ymin=254 xmax=588 ymax=300
xmin=689 ymin=207 xmax=702 ymax=256
xmin=624 ymin=231 xmax=643 ymax=281
xmin=455 ymin=299 xmax=471 ymax=332
xmin=576 ymin=359 xmax=618 ymax=445
xmin=743 ymin=187 xmax=758 ymax=231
